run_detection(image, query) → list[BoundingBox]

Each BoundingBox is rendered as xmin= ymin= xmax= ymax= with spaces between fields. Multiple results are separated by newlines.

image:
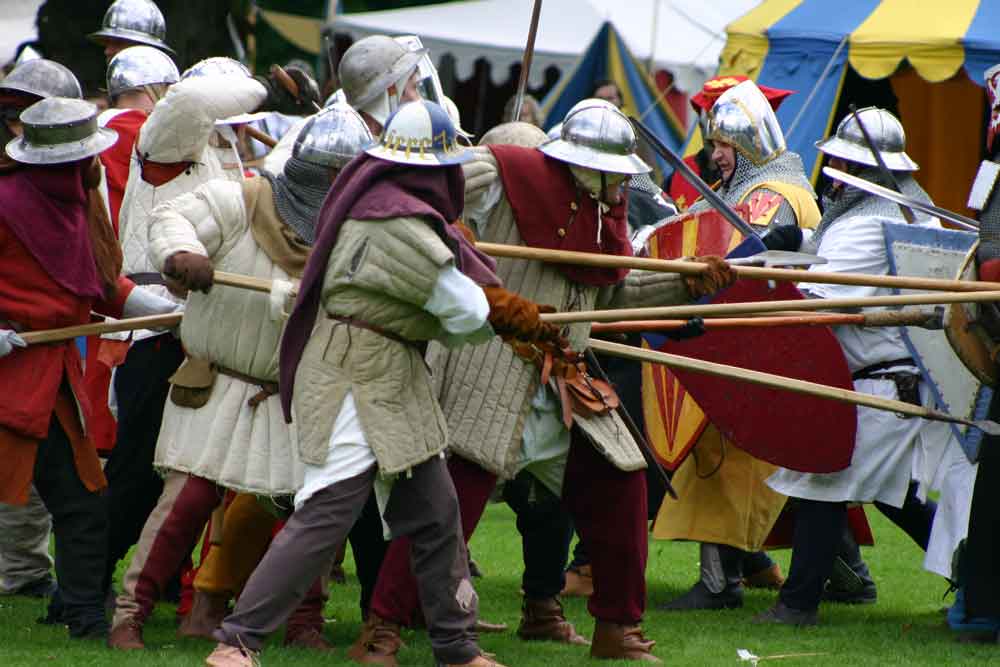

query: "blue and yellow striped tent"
xmin=715 ymin=0 xmax=1000 ymax=215
xmin=540 ymin=22 xmax=687 ymax=177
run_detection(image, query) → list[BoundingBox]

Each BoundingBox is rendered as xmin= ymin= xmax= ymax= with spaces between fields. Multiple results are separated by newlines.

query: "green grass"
xmin=0 ymin=503 xmax=997 ymax=666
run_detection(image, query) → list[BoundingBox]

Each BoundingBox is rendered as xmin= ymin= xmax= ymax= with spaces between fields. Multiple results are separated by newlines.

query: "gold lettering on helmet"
xmin=420 ymin=138 xmax=432 ymax=157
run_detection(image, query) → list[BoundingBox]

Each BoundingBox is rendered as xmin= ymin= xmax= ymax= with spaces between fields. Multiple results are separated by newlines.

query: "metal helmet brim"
xmin=364 ymin=100 xmax=471 ymax=167
xmin=538 ymin=138 xmax=650 ymax=175
xmin=6 ymin=97 xmax=118 ymax=165
xmin=0 ymin=59 xmax=83 ymax=100
xmin=814 ymin=135 xmax=919 ymax=172
xmin=814 ymin=106 xmax=918 ymax=172
xmin=538 ymin=101 xmax=651 ymax=175
xmin=88 ymin=29 xmax=176 ymax=55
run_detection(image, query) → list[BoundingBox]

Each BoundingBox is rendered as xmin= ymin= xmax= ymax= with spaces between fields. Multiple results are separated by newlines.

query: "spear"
xmin=542 ymin=290 xmax=1000 ymax=325
xmin=589 ymin=309 xmax=941 ymax=334
xmin=19 ymin=313 xmax=183 ymax=345
xmin=589 ymin=338 xmax=1000 ymax=435
xmin=510 ymin=0 xmax=544 ymax=123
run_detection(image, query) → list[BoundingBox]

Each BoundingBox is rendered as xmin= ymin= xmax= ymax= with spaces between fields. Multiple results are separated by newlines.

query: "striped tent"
xmin=540 ymin=22 xmax=687 ymax=176
xmin=713 ymin=0 xmax=1000 ymax=215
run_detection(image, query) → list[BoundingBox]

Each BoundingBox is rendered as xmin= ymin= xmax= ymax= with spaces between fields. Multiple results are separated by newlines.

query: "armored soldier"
xmin=759 ymin=107 xmax=944 ymax=626
xmin=658 ymin=81 xmax=820 ymax=612
xmin=339 ymin=35 xmax=425 ymax=136
xmin=88 ymin=0 xmax=175 ymax=61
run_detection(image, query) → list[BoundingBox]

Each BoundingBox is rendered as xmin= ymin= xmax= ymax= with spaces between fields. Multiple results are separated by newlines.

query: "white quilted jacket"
xmin=118 ymin=75 xmax=267 ymax=338
xmin=146 ymin=177 xmax=303 ymax=495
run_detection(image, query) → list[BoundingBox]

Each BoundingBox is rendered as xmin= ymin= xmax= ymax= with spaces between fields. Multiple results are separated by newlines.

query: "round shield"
xmin=945 ymin=242 xmax=999 ymax=386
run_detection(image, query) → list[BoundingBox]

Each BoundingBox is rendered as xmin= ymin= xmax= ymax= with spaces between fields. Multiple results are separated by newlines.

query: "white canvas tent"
xmin=327 ymin=0 xmax=760 ymax=94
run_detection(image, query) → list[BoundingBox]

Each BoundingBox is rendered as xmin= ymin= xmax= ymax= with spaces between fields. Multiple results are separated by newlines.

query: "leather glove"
xmin=164 ymin=251 xmax=214 ymax=294
xmin=483 ymin=286 xmax=567 ymax=347
xmin=684 ymin=255 xmax=736 ymax=299
xmin=761 ymin=224 xmax=803 ymax=252
xmin=0 ymin=329 xmax=26 ymax=358
xmin=255 ymin=65 xmax=320 ymax=116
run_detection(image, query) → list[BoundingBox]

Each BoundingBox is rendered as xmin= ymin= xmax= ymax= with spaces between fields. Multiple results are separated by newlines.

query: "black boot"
xmin=660 ymin=543 xmax=744 ymax=610
xmin=823 ymin=525 xmax=877 ymax=604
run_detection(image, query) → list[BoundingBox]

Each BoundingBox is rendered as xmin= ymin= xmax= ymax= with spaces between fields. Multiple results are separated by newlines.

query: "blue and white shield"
xmin=883 ymin=222 xmax=991 ymax=463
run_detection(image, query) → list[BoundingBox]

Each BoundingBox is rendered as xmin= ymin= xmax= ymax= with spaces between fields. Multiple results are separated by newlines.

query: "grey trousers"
xmin=215 ymin=458 xmax=480 ymax=664
xmin=0 ymin=485 xmax=53 ymax=593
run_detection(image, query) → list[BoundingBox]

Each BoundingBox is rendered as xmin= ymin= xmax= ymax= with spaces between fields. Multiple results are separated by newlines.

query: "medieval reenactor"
xmin=339 ymin=35 xmax=425 ymax=137
xmin=107 ymin=58 xmax=321 ymax=650
xmin=205 ymin=99 xmax=515 ymax=667
xmin=658 ymin=80 xmax=820 ymax=612
xmin=351 ymin=101 xmax=735 ymax=665
xmin=0 ymin=96 xmax=179 ymax=639
xmin=759 ymin=107 xmax=944 ymax=626
xmin=88 ymin=0 xmax=176 ymax=62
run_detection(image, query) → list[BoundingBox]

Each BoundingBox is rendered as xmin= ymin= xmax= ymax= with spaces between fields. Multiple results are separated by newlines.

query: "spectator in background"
xmin=503 ymin=93 xmax=544 ymax=127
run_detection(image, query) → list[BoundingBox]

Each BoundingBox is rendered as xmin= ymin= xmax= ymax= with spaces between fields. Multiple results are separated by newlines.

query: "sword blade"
xmin=630 ymin=116 xmax=759 ymax=239
xmin=822 ymin=167 xmax=979 ymax=232
xmin=728 ymin=250 xmax=828 ymax=267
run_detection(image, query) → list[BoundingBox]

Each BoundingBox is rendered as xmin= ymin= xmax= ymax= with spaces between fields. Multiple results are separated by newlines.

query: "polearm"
xmin=541 ymin=290 xmax=1000 ymax=325
xmin=590 ymin=338 xmax=1000 ymax=435
xmin=629 ymin=114 xmax=759 ymax=239
xmin=823 ymin=166 xmax=979 ymax=232
xmin=510 ymin=0 xmax=543 ymax=122
xmin=847 ymin=104 xmax=915 ymax=223
xmin=589 ymin=309 xmax=941 ymax=334
xmin=475 ymin=242 xmax=1000 ymax=293
xmin=19 ymin=313 xmax=183 ymax=345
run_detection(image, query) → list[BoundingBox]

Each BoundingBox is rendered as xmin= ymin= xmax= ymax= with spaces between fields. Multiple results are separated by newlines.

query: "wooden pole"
xmin=542 ymin=290 xmax=1000 ymax=325
xmin=510 ymin=0 xmax=544 ymax=122
xmin=244 ymin=125 xmax=277 ymax=149
xmin=20 ymin=313 xmax=183 ymax=345
xmin=588 ymin=338 xmax=998 ymax=433
xmin=214 ymin=270 xmax=275 ymax=293
xmin=475 ymin=242 xmax=1000 ymax=293
xmin=589 ymin=309 xmax=939 ymax=334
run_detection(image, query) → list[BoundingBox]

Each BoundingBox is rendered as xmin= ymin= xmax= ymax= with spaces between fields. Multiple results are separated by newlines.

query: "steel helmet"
xmin=365 ymin=100 xmax=470 ymax=167
xmin=815 ymin=107 xmax=918 ymax=172
xmin=539 ymin=100 xmax=649 ymax=175
xmin=88 ymin=0 xmax=175 ymax=54
xmin=181 ymin=58 xmax=268 ymax=125
xmin=339 ymin=35 xmax=423 ymax=118
xmin=106 ymin=45 xmax=179 ymax=99
xmin=293 ymin=102 xmax=373 ymax=169
xmin=6 ymin=97 xmax=118 ymax=165
xmin=0 ymin=59 xmax=83 ymax=101
xmin=706 ymin=80 xmax=786 ymax=166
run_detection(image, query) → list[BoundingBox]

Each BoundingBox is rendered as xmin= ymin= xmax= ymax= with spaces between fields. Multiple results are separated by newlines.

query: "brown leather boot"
xmin=560 ymin=565 xmax=594 ymax=597
xmin=285 ymin=625 xmax=334 ymax=650
xmin=743 ymin=563 xmax=785 ymax=590
xmin=442 ymin=655 xmax=508 ymax=667
xmin=347 ymin=614 xmax=404 ymax=666
xmin=590 ymin=621 xmax=661 ymax=663
xmin=178 ymin=591 xmax=230 ymax=640
xmin=108 ymin=619 xmax=145 ymax=650
xmin=517 ymin=597 xmax=589 ymax=645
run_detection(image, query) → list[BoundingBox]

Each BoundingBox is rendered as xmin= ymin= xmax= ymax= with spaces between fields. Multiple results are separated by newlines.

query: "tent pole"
xmin=785 ymin=34 xmax=849 ymax=141
xmin=647 ymin=0 xmax=661 ymax=73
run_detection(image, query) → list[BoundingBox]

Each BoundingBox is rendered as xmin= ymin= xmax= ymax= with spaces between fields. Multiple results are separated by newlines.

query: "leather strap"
xmin=852 ymin=357 xmax=916 ymax=380
xmin=215 ymin=365 xmax=278 ymax=408
xmin=327 ymin=314 xmax=425 ymax=353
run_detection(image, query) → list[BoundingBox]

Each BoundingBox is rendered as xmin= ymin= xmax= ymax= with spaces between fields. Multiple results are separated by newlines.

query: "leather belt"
xmin=215 ymin=365 xmax=278 ymax=408
xmin=328 ymin=314 xmax=425 ymax=353
xmin=852 ymin=357 xmax=916 ymax=381
xmin=127 ymin=272 xmax=168 ymax=286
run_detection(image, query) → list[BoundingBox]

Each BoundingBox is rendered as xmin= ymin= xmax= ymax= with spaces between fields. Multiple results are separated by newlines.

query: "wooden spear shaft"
xmin=20 ymin=313 xmax=183 ymax=345
xmin=589 ymin=309 xmax=938 ymax=334
xmin=541 ymin=290 xmax=1000 ymax=325
xmin=588 ymin=339 xmax=999 ymax=434
xmin=475 ymin=242 xmax=1000 ymax=293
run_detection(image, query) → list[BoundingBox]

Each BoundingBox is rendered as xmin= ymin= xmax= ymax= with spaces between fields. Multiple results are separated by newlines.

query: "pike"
xmin=629 ymin=114 xmax=759 ymax=239
xmin=589 ymin=338 xmax=1000 ymax=436
xmin=20 ymin=313 xmax=183 ymax=345
xmin=541 ymin=290 xmax=1000 ymax=325
xmin=510 ymin=0 xmax=544 ymax=123
xmin=589 ymin=309 xmax=942 ymax=334
xmin=823 ymin=166 xmax=980 ymax=232
xmin=475 ymin=242 xmax=1000 ymax=293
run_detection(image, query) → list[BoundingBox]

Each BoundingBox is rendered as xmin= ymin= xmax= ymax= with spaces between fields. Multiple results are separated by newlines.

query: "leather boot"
xmin=285 ymin=625 xmax=334 ymax=650
xmin=560 ymin=564 xmax=594 ymax=597
xmin=824 ymin=526 xmax=877 ymax=604
xmin=178 ymin=591 xmax=230 ymax=640
xmin=744 ymin=563 xmax=785 ymax=590
xmin=517 ymin=597 xmax=589 ymax=645
xmin=108 ymin=618 xmax=145 ymax=650
xmin=590 ymin=621 xmax=661 ymax=663
xmin=440 ymin=655 xmax=508 ymax=667
xmin=660 ymin=543 xmax=744 ymax=611
xmin=347 ymin=614 xmax=404 ymax=666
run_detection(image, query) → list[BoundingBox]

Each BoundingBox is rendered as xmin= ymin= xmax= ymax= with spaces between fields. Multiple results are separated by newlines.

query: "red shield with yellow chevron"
xmin=641 ymin=207 xmax=749 ymax=469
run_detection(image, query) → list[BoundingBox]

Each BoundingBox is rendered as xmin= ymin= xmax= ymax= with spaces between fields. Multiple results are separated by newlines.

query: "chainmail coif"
xmin=262 ymin=156 xmax=332 ymax=245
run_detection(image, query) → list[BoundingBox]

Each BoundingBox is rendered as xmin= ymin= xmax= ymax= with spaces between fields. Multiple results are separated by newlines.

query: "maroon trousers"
xmin=370 ymin=429 xmax=648 ymax=625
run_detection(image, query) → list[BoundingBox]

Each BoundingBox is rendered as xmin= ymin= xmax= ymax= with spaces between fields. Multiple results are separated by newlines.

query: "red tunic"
xmin=99 ymin=108 xmax=147 ymax=233
xmin=0 ymin=221 xmax=134 ymax=505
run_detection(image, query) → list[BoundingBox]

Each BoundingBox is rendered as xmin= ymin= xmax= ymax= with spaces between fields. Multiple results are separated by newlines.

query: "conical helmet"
xmin=6 ymin=97 xmax=118 ymax=165
xmin=539 ymin=100 xmax=649 ymax=175
xmin=706 ymin=80 xmax=786 ymax=166
xmin=815 ymin=107 xmax=918 ymax=172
